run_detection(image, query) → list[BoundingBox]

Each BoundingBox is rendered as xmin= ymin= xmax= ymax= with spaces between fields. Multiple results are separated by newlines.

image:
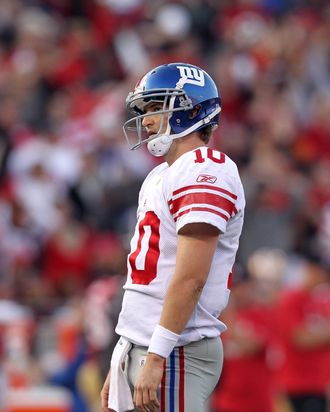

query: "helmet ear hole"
xmin=188 ymin=104 xmax=202 ymax=119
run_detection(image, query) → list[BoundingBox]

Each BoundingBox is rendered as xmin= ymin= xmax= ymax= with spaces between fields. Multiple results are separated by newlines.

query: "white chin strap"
xmin=147 ymin=134 xmax=173 ymax=157
xmin=146 ymin=105 xmax=221 ymax=157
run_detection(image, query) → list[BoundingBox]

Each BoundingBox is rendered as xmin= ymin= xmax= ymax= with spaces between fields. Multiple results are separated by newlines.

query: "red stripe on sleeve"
xmin=170 ymin=192 xmax=237 ymax=217
xmin=171 ymin=184 xmax=238 ymax=200
xmin=174 ymin=207 xmax=229 ymax=222
xmin=179 ymin=347 xmax=185 ymax=412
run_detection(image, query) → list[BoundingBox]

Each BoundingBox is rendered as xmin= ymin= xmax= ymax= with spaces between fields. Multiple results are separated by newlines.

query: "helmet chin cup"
xmin=147 ymin=134 xmax=173 ymax=157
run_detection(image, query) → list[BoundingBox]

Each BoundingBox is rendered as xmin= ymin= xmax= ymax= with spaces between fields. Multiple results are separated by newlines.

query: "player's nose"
xmin=142 ymin=114 xmax=154 ymax=128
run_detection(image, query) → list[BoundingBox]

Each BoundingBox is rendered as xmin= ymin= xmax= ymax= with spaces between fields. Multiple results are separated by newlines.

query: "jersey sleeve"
xmin=166 ymin=148 xmax=243 ymax=234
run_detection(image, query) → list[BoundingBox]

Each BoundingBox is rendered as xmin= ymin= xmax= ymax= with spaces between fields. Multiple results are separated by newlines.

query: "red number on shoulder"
xmin=194 ymin=148 xmax=225 ymax=164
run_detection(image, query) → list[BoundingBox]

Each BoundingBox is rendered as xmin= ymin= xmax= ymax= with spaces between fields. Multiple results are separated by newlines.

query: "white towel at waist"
xmin=108 ymin=337 xmax=134 ymax=412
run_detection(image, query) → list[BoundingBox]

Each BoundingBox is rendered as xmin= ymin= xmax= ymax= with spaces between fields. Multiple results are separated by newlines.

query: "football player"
xmin=101 ymin=62 xmax=245 ymax=412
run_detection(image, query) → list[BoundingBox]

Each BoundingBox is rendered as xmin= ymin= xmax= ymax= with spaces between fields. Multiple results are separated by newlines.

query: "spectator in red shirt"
xmin=276 ymin=251 xmax=330 ymax=412
xmin=41 ymin=200 xmax=93 ymax=298
xmin=211 ymin=274 xmax=276 ymax=412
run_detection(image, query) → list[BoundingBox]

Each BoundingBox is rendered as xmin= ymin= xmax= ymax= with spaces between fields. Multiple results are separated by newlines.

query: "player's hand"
xmin=134 ymin=353 xmax=164 ymax=412
xmin=100 ymin=369 xmax=116 ymax=412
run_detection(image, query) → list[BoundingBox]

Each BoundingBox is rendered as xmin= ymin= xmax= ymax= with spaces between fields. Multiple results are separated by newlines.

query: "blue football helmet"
xmin=123 ymin=63 xmax=221 ymax=156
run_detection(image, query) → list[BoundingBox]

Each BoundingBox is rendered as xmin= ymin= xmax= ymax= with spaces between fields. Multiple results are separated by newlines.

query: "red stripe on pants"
xmin=179 ymin=347 xmax=185 ymax=412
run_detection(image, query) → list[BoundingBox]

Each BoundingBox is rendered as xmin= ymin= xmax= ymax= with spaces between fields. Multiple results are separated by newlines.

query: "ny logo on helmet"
xmin=176 ymin=65 xmax=205 ymax=87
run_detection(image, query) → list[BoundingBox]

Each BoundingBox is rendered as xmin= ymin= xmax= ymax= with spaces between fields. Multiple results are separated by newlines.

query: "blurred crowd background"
xmin=0 ymin=0 xmax=329 ymax=411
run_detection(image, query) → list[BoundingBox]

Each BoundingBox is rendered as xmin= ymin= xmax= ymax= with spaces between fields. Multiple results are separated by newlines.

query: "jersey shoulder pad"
xmin=167 ymin=147 xmax=239 ymax=193
xmin=165 ymin=147 xmax=243 ymax=233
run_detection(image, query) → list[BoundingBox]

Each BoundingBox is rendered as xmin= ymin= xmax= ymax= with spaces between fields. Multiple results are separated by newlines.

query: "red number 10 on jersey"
xmin=129 ymin=211 xmax=161 ymax=285
xmin=194 ymin=148 xmax=225 ymax=164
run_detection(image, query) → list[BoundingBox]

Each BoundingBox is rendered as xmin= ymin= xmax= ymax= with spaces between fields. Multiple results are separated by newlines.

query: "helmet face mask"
xmin=123 ymin=63 xmax=221 ymax=153
xmin=124 ymin=88 xmax=192 ymax=150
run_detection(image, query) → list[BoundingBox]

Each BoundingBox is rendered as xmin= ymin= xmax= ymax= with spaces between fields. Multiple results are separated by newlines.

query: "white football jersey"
xmin=116 ymin=146 xmax=245 ymax=347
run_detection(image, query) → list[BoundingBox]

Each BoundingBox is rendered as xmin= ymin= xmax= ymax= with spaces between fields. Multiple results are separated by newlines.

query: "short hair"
xmin=198 ymin=125 xmax=214 ymax=144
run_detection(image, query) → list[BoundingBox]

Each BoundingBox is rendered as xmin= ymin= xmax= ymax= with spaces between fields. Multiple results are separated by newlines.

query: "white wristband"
xmin=148 ymin=325 xmax=180 ymax=358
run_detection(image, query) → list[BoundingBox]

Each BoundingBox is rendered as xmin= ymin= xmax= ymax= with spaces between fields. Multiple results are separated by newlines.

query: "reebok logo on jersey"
xmin=196 ymin=174 xmax=217 ymax=184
